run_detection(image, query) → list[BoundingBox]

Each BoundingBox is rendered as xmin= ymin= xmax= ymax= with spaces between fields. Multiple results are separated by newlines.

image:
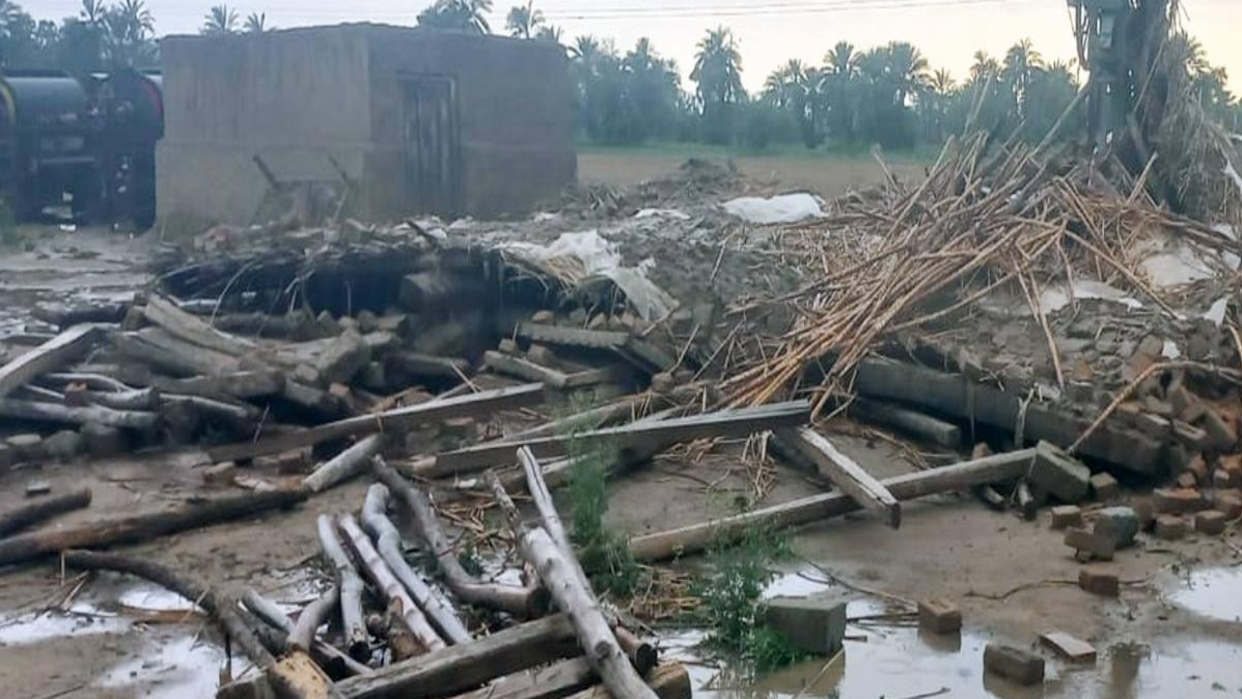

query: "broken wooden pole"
xmin=501 ymin=395 xmax=655 ymax=444
xmin=339 ymin=513 xmax=445 ymax=653
xmin=629 ymin=448 xmax=1039 ymax=561
xmin=243 ymin=588 xmax=373 ymax=678
xmin=0 ymin=398 xmax=157 ymax=430
xmin=848 ymin=398 xmax=962 ymax=448
xmin=289 ymin=585 xmax=343 ymax=657
xmin=563 ymin=663 xmax=690 ymax=699
xmin=484 ymin=351 xmax=571 ymax=389
xmin=360 ymin=484 xmax=470 ymax=644
xmin=0 ymin=489 xmax=306 ymax=568
xmin=372 ymin=457 xmax=550 ymax=618
xmin=208 ymin=383 xmax=545 ymax=463
xmin=424 ymin=401 xmax=810 ymax=477
xmin=0 ymin=325 xmax=102 ymax=398
xmin=335 ymin=613 xmax=580 ymax=699
xmin=0 ymin=488 xmax=92 ymax=538
xmin=781 ymin=427 xmax=902 ymax=528
xmin=489 ymin=474 xmax=659 ymax=699
xmin=82 ymin=387 xmax=161 ymax=411
xmin=303 ymin=436 xmax=384 ymax=494
xmin=317 ymin=514 xmax=370 ymax=661
xmin=142 ymin=294 xmax=257 ymax=356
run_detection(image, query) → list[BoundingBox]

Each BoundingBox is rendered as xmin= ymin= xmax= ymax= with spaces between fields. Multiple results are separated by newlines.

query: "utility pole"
xmin=1067 ymin=0 xmax=1134 ymax=148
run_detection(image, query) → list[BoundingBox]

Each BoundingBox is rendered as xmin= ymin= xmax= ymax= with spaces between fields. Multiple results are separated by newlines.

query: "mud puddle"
xmin=1166 ymin=566 xmax=1242 ymax=623
xmin=665 ymin=569 xmax=1242 ymax=699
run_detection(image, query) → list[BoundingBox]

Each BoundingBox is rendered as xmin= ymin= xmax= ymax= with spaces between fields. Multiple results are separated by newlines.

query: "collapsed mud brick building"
xmin=155 ymin=24 xmax=577 ymax=229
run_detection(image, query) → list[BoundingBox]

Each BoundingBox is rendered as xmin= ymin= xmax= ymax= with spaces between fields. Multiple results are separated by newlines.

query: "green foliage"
xmin=417 ymin=0 xmax=493 ymax=34
xmin=565 ymin=433 xmax=641 ymax=598
xmin=691 ymin=522 xmax=804 ymax=677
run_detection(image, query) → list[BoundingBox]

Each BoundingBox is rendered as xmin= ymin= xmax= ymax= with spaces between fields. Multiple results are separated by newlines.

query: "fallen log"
xmin=0 ymin=488 xmax=92 ymax=538
xmin=0 ymin=398 xmax=157 ymax=430
xmin=360 ymin=484 xmax=470 ymax=644
xmin=372 ymin=457 xmax=550 ymax=618
xmin=781 ymin=427 xmax=902 ymax=529
xmin=0 ymin=488 xmax=306 ymax=568
xmin=112 ymin=368 xmax=286 ymax=400
xmin=303 ymin=436 xmax=384 ymax=494
xmin=0 ymin=325 xmax=102 ymax=398
xmin=42 ymin=372 xmax=133 ymax=393
xmin=209 ymin=383 xmax=545 ymax=463
xmin=289 ymin=585 xmax=343 ymax=656
xmin=519 ymin=449 xmax=657 ymax=676
xmin=81 ymin=387 xmax=161 ymax=411
xmin=848 ymin=397 xmax=962 ymax=448
xmin=243 ymin=588 xmax=373 ymax=678
xmin=63 ymin=550 xmax=273 ymax=666
xmin=143 ymin=294 xmax=256 ymax=357
xmin=629 ymin=448 xmax=1040 ymax=561
xmin=484 ymin=351 xmax=572 ymax=389
xmin=336 ymin=613 xmax=580 ymax=699
xmin=563 ymin=664 xmax=689 ymax=699
xmin=340 ymin=513 xmax=445 ymax=653
xmin=488 ymin=474 xmax=658 ymax=699
xmin=114 ymin=327 xmax=248 ymax=377
xmin=317 ymin=514 xmax=370 ymax=661
xmin=424 ymin=401 xmax=810 ymax=477
xmin=449 ymin=657 xmax=596 ymax=699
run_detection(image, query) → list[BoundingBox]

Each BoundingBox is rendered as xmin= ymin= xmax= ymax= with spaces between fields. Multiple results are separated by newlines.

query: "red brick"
xmin=1155 ymin=515 xmax=1189 ymax=541
xmin=1201 ymin=409 xmax=1238 ymax=451
xmin=1130 ymin=497 xmax=1156 ymax=531
xmin=1153 ymin=488 xmax=1207 ymax=514
xmin=1078 ymin=567 xmax=1120 ymax=597
xmin=1214 ymin=469 xmax=1234 ymax=490
xmin=1050 ymin=505 xmax=1083 ymax=530
xmin=1212 ymin=492 xmax=1242 ymax=520
xmin=918 ymin=598 xmax=962 ymax=635
xmin=202 ymin=462 xmax=237 ymax=487
xmin=1176 ymin=472 xmax=1198 ymax=489
xmin=1194 ymin=511 xmax=1228 ymax=535
xmin=1183 ymin=455 xmax=1209 ymax=484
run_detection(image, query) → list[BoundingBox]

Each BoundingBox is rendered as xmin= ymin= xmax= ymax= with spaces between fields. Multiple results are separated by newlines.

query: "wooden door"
xmin=402 ymin=76 xmax=460 ymax=217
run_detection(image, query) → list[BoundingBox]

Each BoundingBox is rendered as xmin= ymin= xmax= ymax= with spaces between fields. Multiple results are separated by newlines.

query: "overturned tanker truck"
xmin=0 ymin=68 xmax=163 ymax=228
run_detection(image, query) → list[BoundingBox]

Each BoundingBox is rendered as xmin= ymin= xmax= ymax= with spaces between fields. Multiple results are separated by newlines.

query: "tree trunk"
xmin=488 ymin=475 xmax=659 ymax=699
xmin=371 ymin=457 xmax=549 ymax=619
xmin=303 ymin=435 xmax=383 ymax=494
xmin=317 ymin=514 xmax=370 ymax=661
xmin=0 ymin=488 xmax=91 ymax=538
xmin=0 ymin=325 xmax=102 ymax=398
xmin=0 ymin=489 xmax=306 ymax=567
xmin=244 ymin=588 xmax=372 ymax=678
xmin=360 ymin=484 xmax=470 ymax=644
xmin=0 ymin=398 xmax=157 ymax=429
xmin=339 ymin=513 xmax=445 ymax=653
xmin=561 ymin=663 xmax=690 ymax=699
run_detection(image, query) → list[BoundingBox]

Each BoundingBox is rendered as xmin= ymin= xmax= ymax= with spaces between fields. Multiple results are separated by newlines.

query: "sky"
xmin=33 ymin=0 xmax=1242 ymax=94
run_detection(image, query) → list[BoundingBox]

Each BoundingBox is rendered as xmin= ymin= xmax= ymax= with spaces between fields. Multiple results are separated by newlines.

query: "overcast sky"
xmin=34 ymin=0 xmax=1241 ymax=93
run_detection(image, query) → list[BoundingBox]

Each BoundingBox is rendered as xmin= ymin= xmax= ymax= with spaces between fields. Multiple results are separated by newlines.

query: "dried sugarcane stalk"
xmin=487 ymin=473 xmax=659 ymax=699
xmin=372 ymin=457 xmax=550 ymax=618
xmin=317 ymin=514 xmax=369 ymax=661
xmin=339 ymin=513 xmax=445 ymax=653
xmin=360 ymin=483 xmax=471 ymax=644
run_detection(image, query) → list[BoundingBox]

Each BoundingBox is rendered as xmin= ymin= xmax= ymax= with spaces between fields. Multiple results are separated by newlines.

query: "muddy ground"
xmin=1 ymin=200 xmax=1240 ymax=698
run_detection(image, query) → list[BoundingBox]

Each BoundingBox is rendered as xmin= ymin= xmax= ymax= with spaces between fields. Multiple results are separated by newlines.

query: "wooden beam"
xmin=142 ymin=294 xmax=256 ymax=356
xmin=514 ymin=323 xmax=628 ymax=350
xmin=0 ymin=488 xmax=92 ymax=538
xmin=0 ymin=398 xmax=157 ymax=430
xmin=207 ymin=383 xmax=545 ymax=463
xmin=628 ymin=448 xmax=1039 ymax=561
xmin=484 ymin=351 xmax=571 ymax=389
xmin=422 ymin=401 xmax=810 ymax=478
xmin=336 ymin=614 xmax=580 ymax=699
xmin=784 ymin=427 xmax=901 ymax=528
xmin=0 ymin=325 xmax=102 ymax=398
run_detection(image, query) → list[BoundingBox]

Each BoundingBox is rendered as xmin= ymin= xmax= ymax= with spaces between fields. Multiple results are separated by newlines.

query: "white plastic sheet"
xmin=721 ymin=193 xmax=826 ymax=225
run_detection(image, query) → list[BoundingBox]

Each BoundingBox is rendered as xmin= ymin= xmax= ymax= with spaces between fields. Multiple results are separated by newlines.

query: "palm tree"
xmin=691 ymin=27 xmax=743 ymax=143
xmin=102 ymin=0 xmax=156 ymax=66
xmin=244 ymin=12 xmax=270 ymax=33
xmin=534 ymin=25 xmax=561 ymax=45
xmin=969 ymin=50 xmax=1001 ymax=83
xmin=824 ymin=41 xmax=858 ymax=78
xmin=505 ymin=1 xmax=543 ymax=39
xmin=202 ymin=5 xmax=239 ymax=35
xmin=418 ymin=0 xmax=493 ymax=34
xmin=79 ymin=0 xmax=105 ymax=25
xmin=1003 ymin=38 xmax=1044 ymax=100
xmin=930 ymin=68 xmax=955 ymax=95
xmin=887 ymin=41 xmax=930 ymax=106
xmin=764 ymin=59 xmax=806 ymax=108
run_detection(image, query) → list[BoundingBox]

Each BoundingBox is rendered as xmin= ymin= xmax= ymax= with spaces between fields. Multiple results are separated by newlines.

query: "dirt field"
xmin=578 ymin=150 xmax=929 ymax=199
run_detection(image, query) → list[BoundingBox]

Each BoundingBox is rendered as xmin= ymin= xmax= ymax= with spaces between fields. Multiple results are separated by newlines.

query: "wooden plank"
xmin=336 ymin=614 xmax=580 ymax=699
xmin=207 ymin=383 xmax=545 ymax=463
xmin=787 ymin=427 xmax=901 ymax=528
xmin=115 ymin=328 xmax=247 ymax=377
xmin=484 ymin=351 xmax=570 ymax=389
xmin=422 ymin=401 xmax=811 ymax=478
xmin=0 ymin=325 xmax=102 ymax=398
xmin=628 ymin=448 xmax=1039 ymax=561
xmin=448 ymin=658 xmax=595 ymax=699
xmin=1039 ymin=632 xmax=1097 ymax=662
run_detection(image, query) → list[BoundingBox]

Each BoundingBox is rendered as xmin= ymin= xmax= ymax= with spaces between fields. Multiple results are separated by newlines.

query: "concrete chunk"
xmin=984 ymin=643 xmax=1045 ymax=685
xmin=1213 ymin=492 xmax=1242 ymax=520
xmin=1093 ymin=507 xmax=1139 ymax=549
xmin=1049 ymin=505 xmax=1083 ymax=530
xmin=1032 ymin=441 xmax=1091 ymax=503
xmin=1064 ymin=528 xmax=1115 ymax=561
xmin=1194 ymin=510 xmax=1228 ymax=535
xmin=6 ymin=433 xmax=45 ymax=462
xmin=1201 ymin=410 xmax=1238 ymax=451
xmin=44 ymin=430 xmax=83 ymax=462
xmin=1089 ymin=472 xmax=1120 ymax=501
xmin=764 ymin=593 xmax=848 ymax=656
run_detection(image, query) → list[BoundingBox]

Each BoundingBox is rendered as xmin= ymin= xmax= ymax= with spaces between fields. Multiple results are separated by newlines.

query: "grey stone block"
xmin=763 ymin=592 xmax=849 ymax=656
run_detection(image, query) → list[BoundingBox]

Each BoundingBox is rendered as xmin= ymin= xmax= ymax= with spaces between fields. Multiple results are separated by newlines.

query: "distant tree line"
xmin=3 ymin=0 xmax=1238 ymax=152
